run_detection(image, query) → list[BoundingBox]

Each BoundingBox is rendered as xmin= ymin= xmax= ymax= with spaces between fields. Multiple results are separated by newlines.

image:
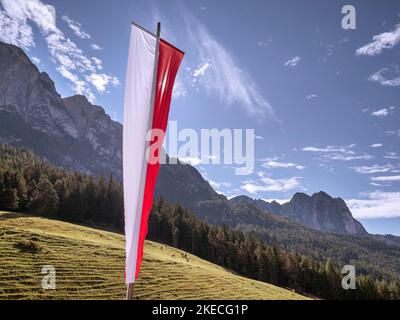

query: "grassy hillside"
xmin=0 ymin=211 xmax=308 ymax=300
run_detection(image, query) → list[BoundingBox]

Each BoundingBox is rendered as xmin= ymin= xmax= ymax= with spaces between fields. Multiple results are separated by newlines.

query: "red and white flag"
xmin=123 ymin=23 xmax=184 ymax=284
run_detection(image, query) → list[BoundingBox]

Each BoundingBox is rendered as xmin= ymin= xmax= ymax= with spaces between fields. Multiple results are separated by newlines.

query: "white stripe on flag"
xmin=123 ymin=24 xmax=157 ymax=284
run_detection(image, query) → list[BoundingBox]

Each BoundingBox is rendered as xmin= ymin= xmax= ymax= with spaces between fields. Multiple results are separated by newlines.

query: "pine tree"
xmin=29 ymin=175 xmax=59 ymax=216
xmin=16 ymin=173 xmax=28 ymax=210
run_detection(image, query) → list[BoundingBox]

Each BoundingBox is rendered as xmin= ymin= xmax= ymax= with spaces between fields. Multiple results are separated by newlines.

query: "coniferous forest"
xmin=1 ymin=144 xmax=400 ymax=300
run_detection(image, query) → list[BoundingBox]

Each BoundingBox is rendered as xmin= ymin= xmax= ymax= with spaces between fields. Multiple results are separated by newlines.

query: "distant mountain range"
xmin=0 ymin=41 xmax=369 ymax=236
xmin=230 ymin=193 xmax=367 ymax=235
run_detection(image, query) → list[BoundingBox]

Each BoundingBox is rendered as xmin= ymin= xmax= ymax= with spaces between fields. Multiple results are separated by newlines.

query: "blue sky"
xmin=1 ymin=0 xmax=400 ymax=235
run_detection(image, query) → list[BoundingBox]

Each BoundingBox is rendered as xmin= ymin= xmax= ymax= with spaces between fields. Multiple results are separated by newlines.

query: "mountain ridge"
xmin=0 ymin=41 xmax=122 ymax=178
xmin=230 ymin=192 xmax=367 ymax=235
xmin=0 ymin=41 xmax=367 ymax=236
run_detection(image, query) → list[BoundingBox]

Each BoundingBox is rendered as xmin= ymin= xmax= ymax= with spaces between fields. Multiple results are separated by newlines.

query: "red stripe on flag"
xmin=135 ymin=39 xmax=184 ymax=279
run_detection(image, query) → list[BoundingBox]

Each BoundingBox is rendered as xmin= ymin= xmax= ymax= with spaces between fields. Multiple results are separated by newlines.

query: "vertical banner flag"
xmin=123 ymin=23 xmax=184 ymax=284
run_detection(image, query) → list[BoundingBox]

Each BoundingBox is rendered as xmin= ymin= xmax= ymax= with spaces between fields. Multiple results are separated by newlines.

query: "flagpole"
xmin=126 ymin=21 xmax=161 ymax=301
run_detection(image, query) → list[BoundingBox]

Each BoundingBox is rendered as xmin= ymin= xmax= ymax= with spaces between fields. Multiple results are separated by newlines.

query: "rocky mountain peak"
xmin=229 ymin=191 xmax=367 ymax=235
xmin=0 ymin=42 xmax=122 ymax=178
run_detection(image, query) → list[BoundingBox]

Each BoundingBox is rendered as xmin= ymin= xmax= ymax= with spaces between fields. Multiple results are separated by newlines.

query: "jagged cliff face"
xmin=0 ymin=42 xmax=79 ymax=138
xmin=230 ymin=192 xmax=367 ymax=235
xmin=280 ymin=192 xmax=367 ymax=235
xmin=0 ymin=42 xmax=122 ymax=178
xmin=62 ymin=95 xmax=122 ymax=164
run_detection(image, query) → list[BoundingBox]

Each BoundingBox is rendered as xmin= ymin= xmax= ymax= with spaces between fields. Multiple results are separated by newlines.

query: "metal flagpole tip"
xmin=157 ymin=22 xmax=161 ymax=37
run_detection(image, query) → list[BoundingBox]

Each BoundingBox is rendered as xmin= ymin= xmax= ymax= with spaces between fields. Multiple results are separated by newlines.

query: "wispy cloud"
xmin=347 ymin=191 xmax=400 ymax=219
xmin=172 ymin=76 xmax=187 ymax=98
xmin=257 ymin=39 xmax=272 ymax=47
xmin=370 ymin=143 xmax=383 ymax=148
xmin=284 ymin=56 xmax=301 ymax=67
xmin=306 ymin=94 xmax=317 ymax=100
xmin=351 ymin=164 xmax=394 ymax=174
xmin=208 ymin=179 xmax=231 ymax=190
xmin=85 ymin=73 xmax=119 ymax=93
xmin=302 ymin=144 xmax=356 ymax=154
xmin=31 ymin=56 xmax=40 ymax=64
xmin=369 ymin=68 xmax=400 ymax=87
xmin=62 ymin=15 xmax=90 ymax=40
xmin=386 ymin=130 xmax=400 ymax=137
xmin=179 ymin=156 xmax=202 ymax=166
xmin=384 ymin=151 xmax=400 ymax=159
xmin=191 ymin=61 xmax=211 ymax=83
xmin=302 ymin=144 xmax=373 ymax=161
xmin=90 ymin=43 xmax=102 ymax=51
xmin=0 ymin=0 xmax=119 ymax=102
xmin=260 ymin=157 xmax=305 ymax=170
xmin=316 ymin=38 xmax=349 ymax=63
xmin=371 ymin=108 xmax=389 ymax=117
xmin=241 ymin=172 xmax=302 ymax=194
xmin=356 ymin=23 xmax=400 ymax=56
xmin=182 ymin=9 xmax=277 ymax=120
xmin=371 ymin=175 xmax=400 ymax=182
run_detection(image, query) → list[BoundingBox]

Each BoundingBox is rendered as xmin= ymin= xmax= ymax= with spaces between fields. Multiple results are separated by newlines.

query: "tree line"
xmin=0 ymin=144 xmax=399 ymax=299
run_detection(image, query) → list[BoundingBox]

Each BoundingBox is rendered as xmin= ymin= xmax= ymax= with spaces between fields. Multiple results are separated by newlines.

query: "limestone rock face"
xmin=230 ymin=191 xmax=367 ymax=235
xmin=0 ymin=42 xmax=122 ymax=178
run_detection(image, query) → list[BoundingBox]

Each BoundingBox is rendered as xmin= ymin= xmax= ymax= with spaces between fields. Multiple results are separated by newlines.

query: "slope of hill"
xmin=1 ymin=143 xmax=400 ymax=286
xmin=0 ymin=211 xmax=308 ymax=300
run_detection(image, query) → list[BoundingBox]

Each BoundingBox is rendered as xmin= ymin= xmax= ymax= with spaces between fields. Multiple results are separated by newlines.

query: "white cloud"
xmin=31 ymin=56 xmax=40 ymax=64
xmin=351 ymin=164 xmax=394 ymax=174
xmin=0 ymin=0 xmax=119 ymax=102
xmin=371 ymin=108 xmax=389 ymax=117
xmin=370 ymin=143 xmax=383 ymax=148
xmin=261 ymin=157 xmax=305 ymax=170
xmin=257 ymin=39 xmax=272 ymax=47
xmin=208 ymin=179 xmax=231 ymax=190
xmin=91 ymin=43 xmax=102 ymax=51
xmin=62 ymin=15 xmax=90 ymax=40
xmin=371 ymin=175 xmax=400 ymax=182
xmin=302 ymin=145 xmax=356 ymax=154
xmin=356 ymin=23 xmax=400 ymax=56
xmin=284 ymin=56 xmax=300 ymax=67
xmin=179 ymin=156 xmax=202 ymax=166
xmin=91 ymin=57 xmax=102 ymax=70
xmin=324 ymin=154 xmax=373 ymax=161
xmin=183 ymin=10 xmax=277 ymax=120
xmin=241 ymin=172 xmax=302 ymax=194
xmin=172 ymin=76 xmax=187 ymax=98
xmin=386 ymin=130 xmax=400 ymax=137
xmin=85 ymin=73 xmax=119 ymax=93
xmin=384 ymin=152 xmax=400 ymax=159
xmin=306 ymin=94 xmax=317 ymax=100
xmin=302 ymin=144 xmax=372 ymax=161
xmin=347 ymin=191 xmax=400 ymax=219
xmin=263 ymin=198 xmax=290 ymax=205
xmin=369 ymin=68 xmax=400 ymax=87
xmin=191 ymin=61 xmax=210 ymax=85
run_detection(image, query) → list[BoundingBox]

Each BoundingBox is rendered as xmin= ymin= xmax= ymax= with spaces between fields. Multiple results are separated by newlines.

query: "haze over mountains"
xmin=0 ymin=41 xmax=371 ymax=236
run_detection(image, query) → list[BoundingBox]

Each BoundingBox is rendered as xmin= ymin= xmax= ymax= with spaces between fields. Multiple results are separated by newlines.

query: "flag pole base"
xmin=126 ymin=283 xmax=135 ymax=300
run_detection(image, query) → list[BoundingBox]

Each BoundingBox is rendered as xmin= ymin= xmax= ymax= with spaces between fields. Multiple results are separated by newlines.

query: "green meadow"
xmin=0 ymin=211 xmax=308 ymax=300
